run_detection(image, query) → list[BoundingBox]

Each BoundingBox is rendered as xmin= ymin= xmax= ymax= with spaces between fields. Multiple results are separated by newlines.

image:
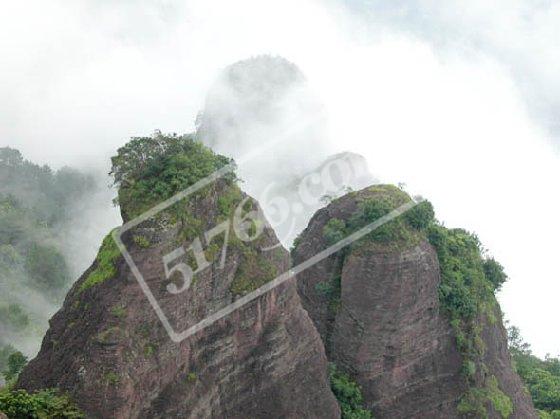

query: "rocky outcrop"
xmin=17 ymin=180 xmax=339 ymax=418
xmin=293 ymin=185 xmax=537 ymax=418
xmin=17 ymin=173 xmax=537 ymax=418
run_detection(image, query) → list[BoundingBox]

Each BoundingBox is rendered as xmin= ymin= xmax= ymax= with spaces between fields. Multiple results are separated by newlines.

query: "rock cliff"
xmin=293 ymin=185 xmax=537 ymax=418
xmin=17 ymin=171 xmax=339 ymax=418
xmin=15 ymin=133 xmax=537 ymax=418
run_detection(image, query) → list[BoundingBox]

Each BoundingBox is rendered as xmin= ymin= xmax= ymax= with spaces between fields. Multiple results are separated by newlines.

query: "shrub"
xmin=323 ymin=218 xmax=346 ymax=245
xmin=132 ymin=235 xmax=151 ymax=249
xmin=2 ymin=351 xmax=27 ymax=382
xmin=483 ymin=258 xmax=508 ymax=291
xmin=343 ymin=190 xmax=431 ymax=248
xmin=110 ymin=132 xmax=237 ymax=220
xmin=0 ymin=388 xmax=83 ymax=418
xmin=328 ymin=364 xmax=372 ymax=419
xmin=0 ymin=345 xmax=16 ymax=375
xmin=403 ymin=200 xmax=435 ymax=229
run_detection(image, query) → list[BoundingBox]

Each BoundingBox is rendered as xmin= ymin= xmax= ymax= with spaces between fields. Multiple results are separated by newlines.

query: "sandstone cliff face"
xmin=293 ymin=186 xmax=537 ymax=418
xmin=17 ymin=181 xmax=339 ymax=418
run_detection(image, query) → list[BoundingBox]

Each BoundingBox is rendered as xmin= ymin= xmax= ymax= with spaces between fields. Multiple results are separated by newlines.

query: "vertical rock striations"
xmin=17 ymin=137 xmax=339 ymax=418
xmin=293 ymin=185 xmax=537 ymax=418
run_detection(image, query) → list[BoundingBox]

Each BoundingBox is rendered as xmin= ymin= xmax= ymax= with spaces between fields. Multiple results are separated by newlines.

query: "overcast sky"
xmin=1 ymin=0 xmax=558 ymax=357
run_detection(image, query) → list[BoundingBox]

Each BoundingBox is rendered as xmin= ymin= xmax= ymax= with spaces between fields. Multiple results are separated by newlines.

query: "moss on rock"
xmin=79 ymin=231 xmax=121 ymax=293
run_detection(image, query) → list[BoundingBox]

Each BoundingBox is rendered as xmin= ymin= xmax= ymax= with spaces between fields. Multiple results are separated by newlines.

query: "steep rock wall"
xmin=293 ymin=186 xmax=536 ymax=418
xmin=18 ymin=182 xmax=339 ymax=419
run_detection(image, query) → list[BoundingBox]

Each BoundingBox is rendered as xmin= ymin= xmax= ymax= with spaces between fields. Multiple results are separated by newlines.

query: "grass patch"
xmin=110 ymin=305 xmax=126 ymax=318
xmin=143 ymin=344 xmax=157 ymax=357
xmin=104 ymin=371 xmax=119 ymax=386
xmin=96 ymin=327 xmax=120 ymax=344
xmin=457 ymin=375 xmax=513 ymax=419
xmin=133 ymin=235 xmax=151 ymax=248
xmin=79 ymin=231 xmax=121 ymax=293
xmin=230 ymin=247 xmax=278 ymax=296
xmin=321 ymin=186 xmax=434 ymax=254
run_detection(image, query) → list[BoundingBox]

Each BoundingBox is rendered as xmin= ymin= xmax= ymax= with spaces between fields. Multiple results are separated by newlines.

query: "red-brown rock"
xmin=17 ymin=183 xmax=339 ymax=419
xmin=293 ymin=185 xmax=537 ymax=418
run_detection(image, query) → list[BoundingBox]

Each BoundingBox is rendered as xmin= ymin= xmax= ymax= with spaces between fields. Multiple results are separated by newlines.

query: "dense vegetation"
xmin=110 ymin=131 xmax=236 ymax=220
xmin=329 ymin=364 xmax=372 ymax=419
xmin=0 ymin=388 xmax=83 ymax=418
xmin=0 ymin=350 xmax=84 ymax=417
xmin=0 ymin=147 xmax=97 ymax=380
xmin=427 ymin=225 xmax=512 ymax=418
xmin=508 ymin=326 xmax=560 ymax=418
xmin=0 ymin=148 xmax=95 ymax=227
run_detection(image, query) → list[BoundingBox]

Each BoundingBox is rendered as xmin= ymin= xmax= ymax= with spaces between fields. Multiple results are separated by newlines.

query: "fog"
xmin=1 ymin=0 xmax=559 ymax=357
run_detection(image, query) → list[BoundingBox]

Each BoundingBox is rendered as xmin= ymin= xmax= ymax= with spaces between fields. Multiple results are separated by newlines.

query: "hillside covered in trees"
xmin=508 ymin=326 xmax=560 ymax=418
xmin=0 ymin=147 xmax=98 ymax=382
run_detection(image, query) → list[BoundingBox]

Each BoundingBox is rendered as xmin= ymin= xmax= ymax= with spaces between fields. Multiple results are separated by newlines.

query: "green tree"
xmin=508 ymin=325 xmax=560 ymax=414
xmin=3 ymin=351 xmax=28 ymax=382
xmin=0 ymin=345 xmax=16 ymax=376
xmin=25 ymin=243 xmax=70 ymax=293
xmin=483 ymin=258 xmax=508 ymax=291
xmin=110 ymin=132 xmax=237 ymax=220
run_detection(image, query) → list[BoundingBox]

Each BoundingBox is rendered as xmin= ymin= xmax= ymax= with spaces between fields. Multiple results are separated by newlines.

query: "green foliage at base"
xmin=487 ymin=376 xmax=514 ymax=418
xmin=0 ymin=345 xmax=16 ymax=378
xmin=508 ymin=325 xmax=560 ymax=415
xmin=328 ymin=364 xmax=373 ymax=419
xmin=538 ymin=410 xmax=560 ymax=419
xmin=457 ymin=376 xmax=513 ymax=418
xmin=143 ymin=344 xmax=157 ymax=357
xmin=110 ymin=304 xmax=126 ymax=318
xmin=0 ymin=148 xmax=97 ymax=372
xmin=79 ymin=232 xmax=121 ymax=292
xmin=0 ymin=388 xmax=83 ymax=418
xmin=2 ymin=351 xmax=28 ymax=383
